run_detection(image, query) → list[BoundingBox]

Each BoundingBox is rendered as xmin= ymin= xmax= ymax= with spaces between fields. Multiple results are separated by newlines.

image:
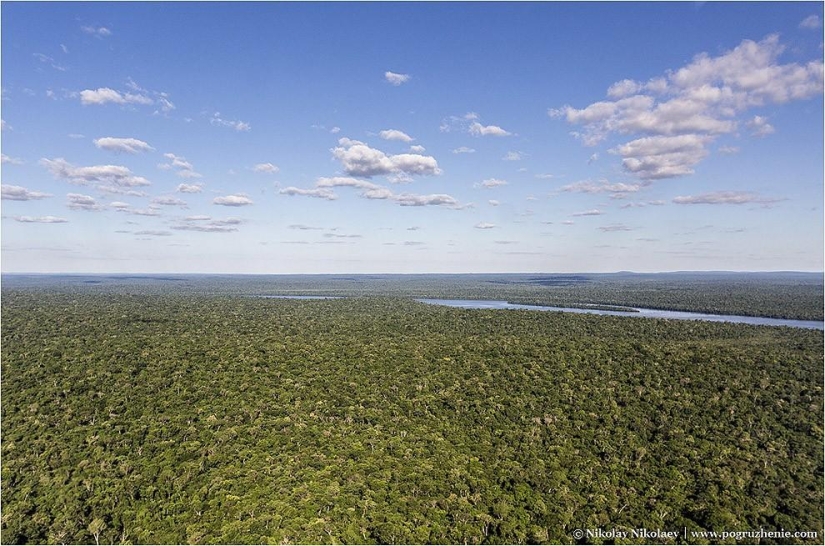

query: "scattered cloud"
xmin=410 ymin=145 xmax=426 ymax=153
xmin=469 ymin=121 xmax=512 ymax=137
xmin=800 ymin=15 xmax=822 ymax=29
xmin=14 ymin=215 xmax=68 ymax=223
xmin=2 ymin=185 xmax=52 ymax=201
xmin=67 ymin=193 xmax=105 ymax=211
xmin=475 ymin=178 xmax=508 ymax=189
xmin=1 ymin=154 xmax=24 ymax=165
xmin=33 ymin=53 xmax=67 ymax=72
xmin=441 ymin=113 xmax=512 ymax=136
xmin=503 ymin=151 xmax=526 ymax=161
xmin=172 ymin=217 xmax=241 ymax=233
xmin=252 ymin=162 xmax=279 ymax=174
xmin=452 ymin=147 xmax=476 ymax=154
xmin=552 ymin=34 xmax=824 ymax=179
xmin=488 ymin=200 xmax=500 ymax=206
xmin=41 ymin=158 xmax=151 ymax=187
xmin=135 ymin=230 xmax=173 ymax=237
xmin=599 ymin=223 xmax=633 ymax=232
xmin=331 ymin=137 xmax=441 ymax=178
xmin=160 ymin=153 xmax=201 ymax=179
xmin=571 ymin=209 xmax=605 ymax=216
xmin=474 ymin=222 xmax=496 ymax=229
xmin=746 ymin=115 xmax=775 ymax=137
xmin=1 ymin=120 xmax=9 ymax=131
xmin=279 ymin=187 xmax=338 ymax=200
xmin=80 ymin=87 xmax=152 ymax=106
xmin=672 ymin=191 xmax=785 ymax=205
xmin=213 ymin=194 xmax=254 ymax=206
xmin=177 ymin=183 xmax=203 ymax=193
xmin=94 ymin=137 xmax=154 ymax=154
xmin=385 ymin=71 xmax=410 ymax=86
xmin=211 ymin=112 xmax=251 ymax=132
xmin=151 ymin=196 xmax=188 ymax=207
xmin=289 ymin=224 xmax=325 ymax=230
xmin=379 ymin=129 xmax=414 ymax=142
xmin=560 ymin=179 xmax=643 ymax=194
xmin=718 ymin=145 xmax=740 ymax=155
xmin=81 ymin=25 xmax=112 ymax=37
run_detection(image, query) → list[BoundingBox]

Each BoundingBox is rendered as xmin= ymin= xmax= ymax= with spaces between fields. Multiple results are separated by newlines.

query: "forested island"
xmin=1 ymin=273 xmax=823 ymax=544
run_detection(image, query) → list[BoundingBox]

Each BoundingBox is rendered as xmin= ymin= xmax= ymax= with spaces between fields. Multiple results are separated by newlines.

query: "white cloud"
xmin=172 ymin=217 xmax=240 ymax=233
xmin=672 ymin=191 xmax=784 ymax=205
xmin=475 ymin=178 xmax=508 ymax=189
xmin=746 ymin=115 xmax=775 ymax=137
xmin=488 ymin=200 xmax=500 ymax=206
xmin=110 ymin=201 xmax=131 ymax=210
xmin=474 ymin=223 xmax=496 ymax=229
xmin=552 ymin=34 xmax=824 ymax=179
xmin=1 ymin=154 xmax=24 ymax=165
xmin=561 ymin=179 xmax=643 ymax=194
xmin=385 ymin=71 xmax=410 ymax=86
xmin=161 ymin=153 xmax=201 ymax=179
xmin=151 ymin=196 xmax=188 ymax=207
xmin=67 ymin=193 xmax=104 ymax=211
xmin=0 ymin=120 xmax=9 ymax=131
xmin=410 ymin=145 xmax=426 ymax=153
xmin=452 ymin=147 xmax=476 ymax=154
xmin=211 ymin=112 xmax=250 ymax=132
xmin=94 ymin=137 xmax=154 ymax=154
xmin=41 ymin=158 xmax=151 ymax=187
xmin=252 ymin=162 xmax=279 ymax=174
xmin=469 ymin=121 xmax=512 ymax=137
xmin=33 ymin=53 xmax=67 ymax=72
xmin=130 ymin=208 xmax=161 ymax=217
xmin=2 ymin=185 xmax=52 ymax=201
xmin=213 ymin=194 xmax=254 ymax=206
xmin=599 ymin=224 xmax=633 ymax=232
xmin=81 ymin=25 xmax=111 ymax=36
xmin=176 ymin=183 xmax=203 ymax=193
xmin=800 ymin=15 xmax=822 ymax=29
xmin=279 ymin=187 xmax=338 ymax=200
xmin=14 ymin=215 xmax=68 ymax=223
xmin=379 ymin=129 xmax=414 ymax=142
xmin=571 ymin=209 xmax=605 ymax=217
xmin=612 ymin=134 xmax=712 ymax=179
xmin=80 ymin=88 xmax=152 ymax=106
xmin=331 ymin=138 xmax=441 ymax=178
xmin=503 ymin=151 xmax=526 ymax=161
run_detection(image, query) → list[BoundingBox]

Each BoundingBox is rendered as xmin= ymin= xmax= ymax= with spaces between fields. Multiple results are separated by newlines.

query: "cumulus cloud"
xmin=746 ymin=115 xmax=775 ymax=137
xmin=213 ymin=194 xmax=254 ymax=206
xmin=551 ymin=34 xmax=824 ymax=179
xmin=160 ymin=153 xmax=201 ymax=179
xmin=2 ymin=185 xmax=52 ymax=201
xmin=252 ymin=162 xmax=279 ymax=173
xmin=469 ymin=121 xmax=512 ymax=137
xmin=379 ymin=129 xmax=414 ymax=142
xmin=475 ymin=223 xmax=496 ymax=229
xmin=80 ymin=88 xmax=152 ymax=106
xmin=452 ymin=147 xmax=476 ymax=154
xmin=475 ymin=178 xmax=508 ymax=189
xmin=14 ymin=215 xmax=68 ymax=223
xmin=67 ymin=193 xmax=104 ymax=211
xmin=385 ymin=71 xmax=410 ymax=85
xmin=279 ymin=187 xmax=338 ymax=200
xmin=441 ymin=113 xmax=512 ymax=137
xmin=331 ymin=138 xmax=441 ymax=178
xmin=211 ymin=112 xmax=250 ymax=132
xmin=176 ymin=183 xmax=203 ymax=193
xmin=41 ymin=158 xmax=151 ymax=187
xmin=410 ymin=145 xmax=426 ymax=153
xmin=672 ymin=191 xmax=784 ymax=205
xmin=94 ymin=137 xmax=154 ymax=154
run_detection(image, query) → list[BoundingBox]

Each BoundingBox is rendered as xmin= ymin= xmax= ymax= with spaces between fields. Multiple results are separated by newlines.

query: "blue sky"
xmin=1 ymin=2 xmax=823 ymax=274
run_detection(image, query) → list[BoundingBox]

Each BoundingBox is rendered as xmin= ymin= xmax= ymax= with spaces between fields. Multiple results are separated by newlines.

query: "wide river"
xmin=416 ymin=298 xmax=825 ymax=330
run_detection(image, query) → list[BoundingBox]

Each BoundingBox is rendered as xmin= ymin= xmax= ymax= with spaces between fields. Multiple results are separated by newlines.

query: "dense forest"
xmin=2 ymin=276 xmax=822 ymax=544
